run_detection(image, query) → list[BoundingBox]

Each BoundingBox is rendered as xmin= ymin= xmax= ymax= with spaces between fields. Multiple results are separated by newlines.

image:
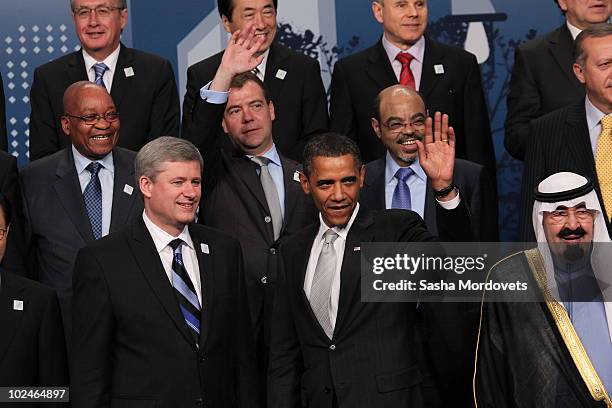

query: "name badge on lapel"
xmin=124 ymin=67 xmax=135 ymax=77
xmin=123 ymin=184 xmax=134 ymax=195
xmin=353 ymin=246 xmax=361 ymax=252
xmin=200 ymin=243 xmax=210 ymax=254
xmin=13 ymin=300 xmax=23 ymax=311
xmin=434 ymin=64 xmax=445 ymax=75
xmin=275 ymin=69 xmax=287 ymax=80
xmin=293 ymin=170 xmax=301 ymax=182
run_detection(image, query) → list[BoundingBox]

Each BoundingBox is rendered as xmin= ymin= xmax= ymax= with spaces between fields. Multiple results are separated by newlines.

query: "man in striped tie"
xmin=71 ymin=136 xmax=261 ymax=408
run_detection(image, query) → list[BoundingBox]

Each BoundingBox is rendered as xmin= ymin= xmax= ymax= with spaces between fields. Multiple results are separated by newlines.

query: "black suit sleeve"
xmin=147 ymin=59 xmax=180 ymax=139
xmin=70 ymin=246 xmax=114 ymax=408
xmin=435 ymin=199 xmax=474 ymax=242
xmin=329 ymin=60 xmax=357 ymax=141
xmin=0 ymin=74 xmax=7 ymax=151
xmin=519 ymin=120 xmax=546 ymax=241
xmin=38 ymin=288 xmax=69 ymax=389
xmin=29 ymin=67 xmax=61 ymax=160
xmin=504 ymin=45 xmax=540 ymax=161
xmin=181 ymin=65 xmax=208 ymax=140
xmin=1 ymin=153 xmax=29 ymax=276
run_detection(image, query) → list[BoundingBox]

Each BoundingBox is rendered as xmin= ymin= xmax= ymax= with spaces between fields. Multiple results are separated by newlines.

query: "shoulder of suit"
xmin=0 ymin=150 xmax=16 ymax=169
xmin=335 ymin=42 xmax=379 ymax=67
xmin=33 ymin=50 xmax=81 ymax=76
xmin=113 ymin=146 xmax=137 ymax=161
xmin=425 ymin=37 xmax=477 ymax=62
xmin=454 ymin=158 xmax=485 ymax=175
xmin=272 ymin=42 xmax=319 ymax=66
xmin=518 ymin=24 xmax=566 ymax=53
xmin=531 ymin=100 xmax=583 ymax=127
xmin=20 ymin=149 xmax=68 ymax=180
xmin=375 ymin=208 xmax=422 ymax=224
xmin=189 ymin=223 xmax=241 ymax=248
xmin=125 ymin=47 xmax=172 ymax=66
xmin=187 ymin=50 xmax=224 ymax=74
xmin=2 ymin=271 xmax=57 ymax=300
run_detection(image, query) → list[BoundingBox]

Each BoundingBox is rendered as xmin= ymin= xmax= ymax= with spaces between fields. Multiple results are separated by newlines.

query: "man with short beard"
xmin=360 ymin=85 xmax=498 ymax=241
xmin=475 ymin=171 xmax=612 ymax=407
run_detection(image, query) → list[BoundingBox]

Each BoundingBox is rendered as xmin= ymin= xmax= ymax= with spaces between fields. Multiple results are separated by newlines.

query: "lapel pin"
xmin=123 ymin=184 xmax=134 ymax=195
xmin=124 ymin=67 xmax=135 ymax=77
xmin=293 ymin=170 xmax=300 ymax=182
xmin=353 ymin=246 xmax=361 ymax=252
xmin=434 ymin=64 xmax=445 ymax=75
xmin=275 ymin=69 xmax=287 ymax=80
xmin=13 ymin=300 xmax=23 ymax=311
xmin=201 ymin=243 xmax=209 ymax=254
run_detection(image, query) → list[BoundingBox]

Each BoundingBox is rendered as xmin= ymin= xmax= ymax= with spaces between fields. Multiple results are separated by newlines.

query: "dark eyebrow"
xmin=341 ymin=176 xmax=357 ymax=183
xmin=384 ymin=116 xmax=404 ymax=123
xmin=316 ymin=179 xmax=333 ymax=187
xmin=410 ymin=112 xmax=426 ymax=120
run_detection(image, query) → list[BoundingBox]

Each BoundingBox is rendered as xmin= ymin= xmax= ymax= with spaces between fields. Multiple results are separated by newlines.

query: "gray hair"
xmin=135 ymin=137 xmax=203 ymax=182
xmin=70 ymin=0 xmax=127 ymax=10
xmin=574 ymin=23 xmax=612 ymax=66
xmin=302 ymin=133 xmax=362 ymax=177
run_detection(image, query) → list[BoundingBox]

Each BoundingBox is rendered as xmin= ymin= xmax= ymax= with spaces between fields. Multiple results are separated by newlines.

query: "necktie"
xmin=596 ymin=114 xmax=612 ymax=220
xmin=251 ymin=67 xmax=263 ymax=81
xmin=169 ymin=239 xmax=201 ymax=344
xmin=391 ymin=167 xmax=414 ymax=210
xmin=93 ymin=62 xmax=108 ymax=89
xmin=251 ymin=156 xmax=283 ymax=240
xmin=395 ymin=52 xmax=415 ymax=89
xmin=309 ymin=229 xmax=339 ymax=339
xmin=84 ymin=162 xmax=103 ymax=239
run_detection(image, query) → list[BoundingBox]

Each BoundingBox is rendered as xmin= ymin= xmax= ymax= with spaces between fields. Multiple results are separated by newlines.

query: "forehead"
xmin=310 ymin=154 xmax=359 ymax=178
xmin=582 ymin=35 xmax=612 ymax=59
xmin=72 ymin=87 xmax=115 ymax=112
xmin=232 ymin=0 xmax=275 ymax=11
xmin=380 ymin=91 xmax=425 ymax=119
xmin=73 ymin=0 xmax=119 ymax=7
xmin=227 ymin=81 xmax=266 ymax=104
xmin=156 ymin=160 xmax=201 ymax=177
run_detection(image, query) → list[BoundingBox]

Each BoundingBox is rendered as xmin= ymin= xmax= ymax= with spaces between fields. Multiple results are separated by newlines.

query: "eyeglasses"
xmin=73 ymin=5 xmax=124 ymax=19
xmin=0 ymin=228 xmax=7 ymax=240
xmin=546 ymin=208 xmax=595 ymax=224
xmin=381 ymin=118 xmax=426 ymax=134
xmin=64 ymin=111 xmax=120 ymax=125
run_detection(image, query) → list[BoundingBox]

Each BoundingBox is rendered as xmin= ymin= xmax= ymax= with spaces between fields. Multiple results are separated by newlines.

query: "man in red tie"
xmin=329 ymin=0 xmax=496 ymax=186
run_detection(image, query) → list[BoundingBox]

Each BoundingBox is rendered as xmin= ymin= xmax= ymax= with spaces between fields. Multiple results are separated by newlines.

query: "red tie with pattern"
xmin=395 ymin=52 xmax=415 ymax=89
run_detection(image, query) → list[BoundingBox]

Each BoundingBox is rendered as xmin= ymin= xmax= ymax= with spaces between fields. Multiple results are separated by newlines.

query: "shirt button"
xmin=261 ymin=276 xmax=267 ymax=284
xmin=199 ymin=354 xmax=205 ymax=363
xmin=269 ymin=248 xmax=276 ymax=255
xmin=329 ymin=344 xmax=336 ymax=350
xmin=264 ymin=216 xmax=272 ymax=223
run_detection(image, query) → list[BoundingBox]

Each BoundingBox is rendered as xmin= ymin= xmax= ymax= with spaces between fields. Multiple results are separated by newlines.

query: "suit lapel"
xmin=53 ymin=149 xmax=95 ymax=243
xmin=67 ymin=51 xmax=88 ymax=84
xmin=334 ymin=209 xmax=375 ymax=339
xmin=423 ymin=179 xmax=438 ymax=235
xmin=548 ymin=25 xmax=579 ymax=86
xmin=363 ymin=158 xmax=386 ymax=210
xmin=109 ymin=149 xmax=138 ymax=233
xmin=280 ymin=156 xmax=300 ymax=232
xmin=110 ymin=44 xmax=135 ymax=108
xmin=366 ymin=40 xmax=398 ymax=90
xmin=565 ymin=103 xmax=595 ymax=175
xmin=130 ymin=219 xmax=196 ymax=350
xmin=189 ymin=228 xmax=215 ymax=351
xmin=264 ymin=43 xmax=289 ymax=104
xmin=0 ymin=273 xmax=25 ymax=365
xmin=419 ymin=37 xmax=444 ymax=99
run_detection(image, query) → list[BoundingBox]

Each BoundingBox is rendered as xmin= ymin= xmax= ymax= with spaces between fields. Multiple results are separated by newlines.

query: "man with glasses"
xmin=476 ymin=171 xmax=612 ymax=406
xmin=9 ymin=81 xmax=143 ymax=345
xmin=28 ymin=0 xmax=180 ymax=160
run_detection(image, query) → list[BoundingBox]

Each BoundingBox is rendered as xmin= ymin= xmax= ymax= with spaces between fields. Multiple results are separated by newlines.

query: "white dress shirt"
xmin=585 ymin=96 xmax=610 ymax=157
xmin=82 ymin=45 xmax=120 ymax=93
xmin=303 ymin=203 xmax=361 ymax=331
xmin=382 ymin=34 xmax=425 ymax=90
xmin=142 ymin=211 xmax=202 ymax=306
xmin=72 ymin=146 xmax=114 ymax=237
xmin=566 ymin=21 xmax=582 ymax=40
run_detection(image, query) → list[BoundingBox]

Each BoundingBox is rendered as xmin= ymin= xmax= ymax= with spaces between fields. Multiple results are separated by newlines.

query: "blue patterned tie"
xmin=391 ymin=167 xmax=414 ymax=210
xmin=93 ymin=62 xmax=108 ymax=88
xmin=83 ymin=162 xmax=103 ymax=239
xmin=170 ymin=239 xmax=201 ymax=344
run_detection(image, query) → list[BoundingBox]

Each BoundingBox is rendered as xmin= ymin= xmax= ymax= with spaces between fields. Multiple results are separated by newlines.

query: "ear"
xmin=557 ymin=0 xmax=569 ymax=12
xmin=299 ymin=172 xmax=311 ymax=195
xmin=221 ymin=14 xmax=233 ymax=34
xmin=268 ymin=100 xmax=275 ymax=122
xmin=371 ymin=118 xmax=382 ymax=140
xmin=221 ymin=117 xmax=228 ymax=134
xmin=139 ymin=175 xmax=153 ymax=199
xmin=372 ymin=1 xmax=384 ymax=24
xmin=358 ymin=165 xmax=366 ymax=188
xmin=573 ymin=62 xmax=586 ymax=84
xmin=61 ymin=116 xmax=71 ymax=137
xmin=119 ymin=8 xmax=128 ymax=30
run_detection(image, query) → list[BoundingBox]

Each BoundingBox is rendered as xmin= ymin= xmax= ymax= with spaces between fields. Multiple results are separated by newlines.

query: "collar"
xmin=82 ymin=44 xmax=121 ymax=75
xmin=382 ymin=34 xmax=425 ymax=63
xmin=142 ymin=210 xmax=194 ymax=253
xmin=246 ymin=143 xmax=281 ymax=168
xmin=317 ymin=202 xmax=360 ymax=242
xmin=384 ymin=151 xmax=426 ymax=185
xmin=71 ymin=145 xmax=114 ymax=175
xmin=256 ymin=48 xmax=270 ymax=78
xmin=566 ymin=21 xmax=582 ymax=40
xmin=585 ymin=96 xmax=608 ymax=133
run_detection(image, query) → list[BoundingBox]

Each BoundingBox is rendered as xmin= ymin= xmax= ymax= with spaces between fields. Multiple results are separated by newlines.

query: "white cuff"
xmin=435 ymin=191 xmax=461 ymax=210
xmin=199 ymin=81 xmax=229 ymax=104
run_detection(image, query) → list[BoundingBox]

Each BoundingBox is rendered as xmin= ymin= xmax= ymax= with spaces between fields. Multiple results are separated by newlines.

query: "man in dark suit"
xmin=505 ymin=0 xmax=611 ymax=160
xmin=361 ymin=85 xmax=498 ymax=241
xmin=71 ymin=136 xmax=259 ymax=408
xmin=520 ymin=24 xmax=612 ymax=241
xmin=182 ymin=0 xmax=328 ymax=160
xmin=329 ymin=0 xmax=495 ymax=185
xmin=28 ymin=0 xmax=180 ymax=160
xmin=189 ymin=29 xmax=317 ymax=380
xmin=0 ymin=73 xmax=7 ymax=150
xmin=11 ymin=82 xmax=143 ymax=344
xmin=0 ymin=193 xmax=68 ymax=407
xmin=268 ymin=130 xmax=474 ymax=407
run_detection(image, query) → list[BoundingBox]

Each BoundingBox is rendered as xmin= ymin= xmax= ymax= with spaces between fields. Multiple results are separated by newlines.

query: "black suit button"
xmin=261 ymin=276 xmax=268 ymax=284
xmin=195 ymin=397 xmax=204 ymax=407
xmin=329 ymin=344 xmax=336 ymax=350
xmin=323 ymin=386 xmax=331 ymax=394
xmin=269 ymin=248 xmax=276 ymax=255
xmin=199 ymin=354 xmax=205 ymax=363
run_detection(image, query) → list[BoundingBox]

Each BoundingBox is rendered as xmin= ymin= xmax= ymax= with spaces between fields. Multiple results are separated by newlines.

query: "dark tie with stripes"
xmin=169 ymin=239 xmax=201 ymax=344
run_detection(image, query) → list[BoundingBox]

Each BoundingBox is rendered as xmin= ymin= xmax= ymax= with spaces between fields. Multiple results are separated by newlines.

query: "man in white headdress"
xmin=475 ymin=172 xmax=612 ymax=407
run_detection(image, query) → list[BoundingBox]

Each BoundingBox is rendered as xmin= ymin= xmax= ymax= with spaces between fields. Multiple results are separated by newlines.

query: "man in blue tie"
xmin=8 ymin=81 xmax=143 ymax=345
xmin=71 ymin=136 xmax=260 ymax=408
xmin=360 ymin=84 xmax=498 ymax=241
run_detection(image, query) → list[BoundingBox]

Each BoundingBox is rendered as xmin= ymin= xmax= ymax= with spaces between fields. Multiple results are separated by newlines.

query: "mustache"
xmin=558 ymin=227 xmax=586 ymax=239
xmin=396 ymin=133 xmax=424 ymax=144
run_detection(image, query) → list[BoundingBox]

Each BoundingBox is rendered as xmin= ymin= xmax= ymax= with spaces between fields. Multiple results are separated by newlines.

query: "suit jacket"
xmin=70 ymin=219 xmax=260 ymax=408
xmin=14 ymin=146 xmax=143 ymax=341
xmin=193 ymin=100 xmax=317 ymax=373
xmin=519 ymin=100 xmax=609 ymax=241
xmin=268 ymin=207 xmax=474 ymax=408
xmin=0 ymin=151 xmax=28 ymax=276
xmin=0 ymin=73 xmax=7 ymax=151
xmin=505 ymin=24 xmax=584 ymax=160
xmin=360 ymin=157 xmax=499 ymax=241
xmin=329 ymin=37 xmax=496 ymax=182
xmin=182 ymin=42 xmax=329 ymax=160
xmin=28 ymin=44 xmax=180 ymax=160
xmin=0 ymin=270 xmax=68 ymax=408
